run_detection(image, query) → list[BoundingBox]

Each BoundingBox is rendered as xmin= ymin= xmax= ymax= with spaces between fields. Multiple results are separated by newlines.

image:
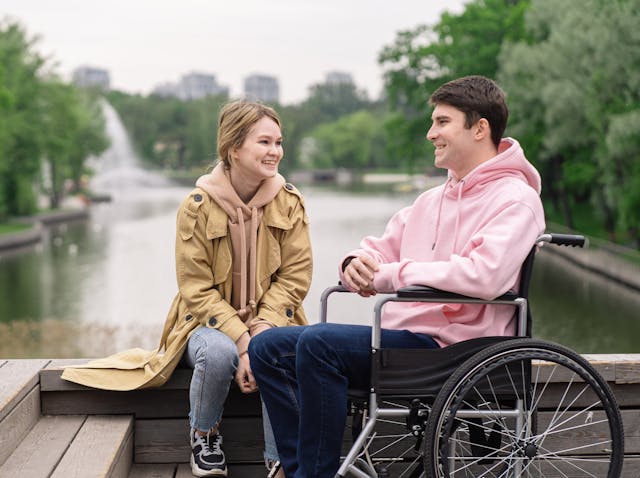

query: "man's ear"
xmin=474 ymin=118 xmax=491 ymax=140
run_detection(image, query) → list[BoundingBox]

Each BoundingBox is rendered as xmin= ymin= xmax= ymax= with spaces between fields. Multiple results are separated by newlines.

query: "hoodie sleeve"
xmin=373 ymin=200 xmax=544 ymax=299
xmin=338 ymin=206 xmax=410 ymax=289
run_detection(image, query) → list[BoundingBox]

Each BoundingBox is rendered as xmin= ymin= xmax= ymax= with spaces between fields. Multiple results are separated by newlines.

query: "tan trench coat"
xmin=62 ymin=183 xmax=312 ymax=391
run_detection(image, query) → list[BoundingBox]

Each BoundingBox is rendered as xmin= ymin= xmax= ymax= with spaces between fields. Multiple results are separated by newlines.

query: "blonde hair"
xmin=217 ymin=100 xmax=282 ymax=167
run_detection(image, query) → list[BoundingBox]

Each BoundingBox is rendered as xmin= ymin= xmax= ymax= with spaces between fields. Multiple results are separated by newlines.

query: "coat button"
xmin=185 ymin=314 xmax=193 ymax=321
xmin=286 ymin=309 xmax=293 ymax=318
xmin=208 ymin=316 xmax=217 ymax=326
xmin=194 ymin=194 xmax=203 ymax=202
xmin=285 ymin=183 xmax=294 ymax=191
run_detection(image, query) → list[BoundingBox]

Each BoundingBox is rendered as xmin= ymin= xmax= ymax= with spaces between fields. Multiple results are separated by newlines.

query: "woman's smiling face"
xmin=232 ymin=116 xmax=283 ymax=182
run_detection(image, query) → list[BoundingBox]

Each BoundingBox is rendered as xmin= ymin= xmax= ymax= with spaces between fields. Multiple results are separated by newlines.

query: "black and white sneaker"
xmin=190 ymin=429 xmax=227 ymax=477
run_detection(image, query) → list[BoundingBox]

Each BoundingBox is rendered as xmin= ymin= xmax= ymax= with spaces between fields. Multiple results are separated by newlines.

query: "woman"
xmin=62 ymin=100 xmax=313 ymax=477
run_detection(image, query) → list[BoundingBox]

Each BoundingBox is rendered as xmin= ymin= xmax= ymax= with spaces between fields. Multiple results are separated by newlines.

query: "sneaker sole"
xmin=190 ymin=454 xmax=228 ymax=477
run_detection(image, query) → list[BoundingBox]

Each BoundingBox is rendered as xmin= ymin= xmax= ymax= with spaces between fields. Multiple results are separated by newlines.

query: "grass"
xmin=0 ymin=222 xmax=32 ymax=235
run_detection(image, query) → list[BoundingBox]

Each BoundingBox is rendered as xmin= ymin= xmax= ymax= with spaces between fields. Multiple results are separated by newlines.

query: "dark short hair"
xmin=429 ymin=76 xmax=508 ymax=147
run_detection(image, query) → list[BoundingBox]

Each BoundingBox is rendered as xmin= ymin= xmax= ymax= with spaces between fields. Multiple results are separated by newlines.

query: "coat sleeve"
xmin=175 ymin=192 xmax=248 ymax=342
xmin=256 ymin=198 xmax=313 ymax=327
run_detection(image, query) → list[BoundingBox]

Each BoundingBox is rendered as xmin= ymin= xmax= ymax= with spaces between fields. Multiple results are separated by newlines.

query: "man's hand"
xmin=235 ymin=352 xmax=257 ymax=393
xmin=343 ymin=255 xmax=379 ymax=296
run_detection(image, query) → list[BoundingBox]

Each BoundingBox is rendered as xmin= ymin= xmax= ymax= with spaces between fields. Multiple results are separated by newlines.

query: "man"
xmin=249 ymin=75 xmax=545 ymax=478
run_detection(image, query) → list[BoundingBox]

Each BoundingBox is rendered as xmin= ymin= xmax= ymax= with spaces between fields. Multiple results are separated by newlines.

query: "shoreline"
xmin=0 ymin=208 xmax=89 ymax=252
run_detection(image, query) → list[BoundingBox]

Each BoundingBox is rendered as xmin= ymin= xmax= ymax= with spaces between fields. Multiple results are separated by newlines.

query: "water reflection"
xmin=530 ymin=251 xmax=640 ymax=353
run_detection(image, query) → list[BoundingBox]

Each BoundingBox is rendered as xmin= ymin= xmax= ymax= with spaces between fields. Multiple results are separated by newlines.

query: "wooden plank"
xmin=128 ymin=463 xmax=176 ymax=478
xmin=40 ymin=361 xmax=192 ymax=392
xmin=51 ymin=415 xmax=133 ymax=478
xmin=176 ymin=462 xmax=266 ymax=478
xmin=0 ymin=415 xmax=85 ymax=476
xmin=0 ymin=385 xmax=40 ymax=466
xmin=135 ymin=417 xmax=265 ymax=464
xmin=41 ymin=387 xmax=261 ymax=418
xmin=607 ymin=383 xmax=640 ymax=407
xmin=532 ymin=359 xmax=614 ymax=382
xmin=0 ymin=359 xmax=49 ymax=421
xmin=613 ymin=354 xmax=640 ymax=383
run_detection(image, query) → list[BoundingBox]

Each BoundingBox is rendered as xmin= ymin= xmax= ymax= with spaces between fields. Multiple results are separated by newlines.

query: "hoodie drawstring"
xmin=432 ymin=177 xmax=451 ymax=250
xmin=452 ymin=180 xmax=464 ymax=250
xmin=236 ymin=206 xmax=258 ymax=319
xmin=431 ymin=177 xmax=463 ymax=251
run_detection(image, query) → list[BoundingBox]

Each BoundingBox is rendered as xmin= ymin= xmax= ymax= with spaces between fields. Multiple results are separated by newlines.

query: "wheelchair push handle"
xmin=538 ymin=233 xmax=586 ymax=248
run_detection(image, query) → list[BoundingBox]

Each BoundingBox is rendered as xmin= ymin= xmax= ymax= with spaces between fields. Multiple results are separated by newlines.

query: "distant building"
xmin=151 ymin=82 xmax=180 ymax=98
xmin=325 ymin=71 xmax=353 ymax=85
xmin=244 ymin=74 xmax=280 ymax=104
xmin=178 ymin=72 xmax=229 ymax=100
xmin=72 ymin=66 xmax=110 ymax=90
xmin=152 ymin=72 xmax=229 ymax=100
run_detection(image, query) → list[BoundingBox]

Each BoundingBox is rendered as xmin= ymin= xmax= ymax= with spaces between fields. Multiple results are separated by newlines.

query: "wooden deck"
xmin=1 ymin=355 xmax=640 ymax=477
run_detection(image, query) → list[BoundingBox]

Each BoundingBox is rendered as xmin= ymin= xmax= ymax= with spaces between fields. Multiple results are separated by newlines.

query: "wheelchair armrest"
xmin=396 ymin=285 xmax=519 ymax=301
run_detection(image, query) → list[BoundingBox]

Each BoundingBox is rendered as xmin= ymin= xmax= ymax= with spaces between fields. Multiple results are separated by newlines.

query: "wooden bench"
xmin=1 ymin=355 xmax=640 ymax=477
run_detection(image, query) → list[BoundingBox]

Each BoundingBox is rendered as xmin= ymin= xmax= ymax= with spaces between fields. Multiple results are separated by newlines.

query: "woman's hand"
xmin=235 ymin=352 xmax=258 ymax=393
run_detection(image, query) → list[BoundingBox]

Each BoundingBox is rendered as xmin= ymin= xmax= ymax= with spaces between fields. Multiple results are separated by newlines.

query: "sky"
xmin=2 ymin=0 xmax=468 ymax=105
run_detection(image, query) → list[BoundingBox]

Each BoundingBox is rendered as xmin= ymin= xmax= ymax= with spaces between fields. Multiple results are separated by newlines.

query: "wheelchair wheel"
xmin=424 ymin=339 xmax=624 ymax=478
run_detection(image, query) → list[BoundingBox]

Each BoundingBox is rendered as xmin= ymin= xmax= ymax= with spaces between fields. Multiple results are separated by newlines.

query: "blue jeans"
xmin=185 ymin=327 xmax=279 ymax=462
xmin=249 ymin=323 xmax=440 ymax=478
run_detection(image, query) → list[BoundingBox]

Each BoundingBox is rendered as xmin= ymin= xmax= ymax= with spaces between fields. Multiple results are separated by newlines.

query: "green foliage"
xmin=0 ymin=19 xmax=109 ymax=219
xmin=305 ymin=110 xmax=384 ymax=170
xmin=499 ymin=0 xmax=640 ymax=244
xmin=278 ymin=82 xmax=372 ymax=172
xmin=107 ymin=91 xmax=226 ymax=172
xmin=0 ymin=20 xmax=46 ymax=218
xmin=378 ymin=0 xmax=530 ymax=172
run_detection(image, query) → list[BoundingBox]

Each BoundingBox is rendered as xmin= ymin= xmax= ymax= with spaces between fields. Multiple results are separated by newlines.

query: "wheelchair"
xmin=320 ymin=233 xmax=624 ymax=478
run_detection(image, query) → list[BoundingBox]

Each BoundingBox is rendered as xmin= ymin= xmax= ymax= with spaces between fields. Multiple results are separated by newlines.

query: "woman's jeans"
xmin=249 ymin=323 xmax=440 ymax=478
xmin=185 ymin=326 xmax=279 ymax=462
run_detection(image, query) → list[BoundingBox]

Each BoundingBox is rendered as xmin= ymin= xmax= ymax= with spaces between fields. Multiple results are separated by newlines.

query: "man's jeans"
xmin=249 ymin=323 xmax=440 ymax=478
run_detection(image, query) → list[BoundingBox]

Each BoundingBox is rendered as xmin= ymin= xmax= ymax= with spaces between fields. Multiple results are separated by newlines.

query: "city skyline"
xmin=2 ymin=0 xmax=467 ymax=105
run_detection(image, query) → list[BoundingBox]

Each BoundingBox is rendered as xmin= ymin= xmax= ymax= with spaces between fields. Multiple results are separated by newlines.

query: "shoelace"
xmin=207 ymin=434 xmax=223 ymax=454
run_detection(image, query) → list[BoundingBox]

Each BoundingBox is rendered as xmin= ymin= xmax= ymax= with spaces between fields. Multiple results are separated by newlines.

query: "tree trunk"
xmin=550 ymin=154 xmax=574 ymax=229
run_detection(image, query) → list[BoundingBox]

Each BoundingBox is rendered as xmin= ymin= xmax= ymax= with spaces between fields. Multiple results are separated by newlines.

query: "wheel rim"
xmin=429 ymin=347 xmax=622 ymax=478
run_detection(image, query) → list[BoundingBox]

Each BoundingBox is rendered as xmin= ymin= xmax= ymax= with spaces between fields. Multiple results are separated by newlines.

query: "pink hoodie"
xmin=339 ymin=138 xmax=545 ymax=346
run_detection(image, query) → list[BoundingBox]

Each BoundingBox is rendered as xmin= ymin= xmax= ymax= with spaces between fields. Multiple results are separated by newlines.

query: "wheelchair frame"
xmin=320 ymin=233 xmax=624 ymax=478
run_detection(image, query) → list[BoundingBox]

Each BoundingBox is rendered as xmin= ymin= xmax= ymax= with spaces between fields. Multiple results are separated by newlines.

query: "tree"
xmin=107 ymin=91 xmax=227 ymax=172
xmin=0 ymin=20 xmax=47 ymax=218
xmin=0 ymin=20 xmax=109 ymax=214
xmin=279 ymin=82 xmax=372 ymax=172
xmin=499 ymin=0 xmax=640 ymax=241
xmin=306 ymin=110 xmax=383 ymax=170
xmin=378 ymin=0 xmax=531 ymax=172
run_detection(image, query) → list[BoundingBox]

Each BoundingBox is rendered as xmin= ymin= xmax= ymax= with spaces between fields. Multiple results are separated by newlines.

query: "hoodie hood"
xmin=447 ymin=137 xmax=541 ymax=196
xmin=195 ymin=162 xmax=285 ymax=222
xmin=433 ymin=137 xmax=541 ymax=250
